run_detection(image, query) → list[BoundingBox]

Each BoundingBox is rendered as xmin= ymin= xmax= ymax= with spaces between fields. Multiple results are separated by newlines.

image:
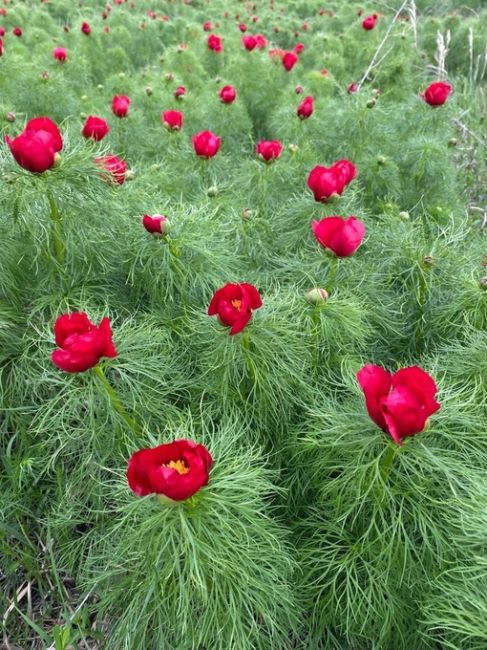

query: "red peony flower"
xmin=0 ymin=28 xmax=5 ymax=37
xmin=219 ymin=85 xmax=237 ymax=104
xmin=111 ymin=94 xmax=131 ymax=118
xmin=357 ymin=365 xmax=441 ymax=445
xmin=6 ymin=117 xmax=62 ymax=173
xmin=12 ymin=26 xmax=22 ymax=37
xmin=297 ymin=95 xmax=314 ymax=119
xmin=162 ymin=110 xmax=183 ymax=130
xmin=81 ymin=21 xmax=91 ymax=35
xmin=174 ymin=85 xmax=186 ymax=99
xmin=307 ymin=160 xmax=357 ymax=202
xmin=293 ymin=42 xmax=305 ymax=54
xmin=52 ymin=47 xmax=67 ymax=62
xmin=192 ymin=130 xmax=221 ymax=158
xmin=208 ymin=283 xmax=262 ymax=335
xmin=255 ymin=34 xmax=268 ymax=49
xmin=312 ymin=216 xmax=365 ymax=257
xmin=282 ymin=50 xmax=298 ymax=71
xmin=51 ymin=312 xmax=117 ymax=373
xmin=256 ymin=139 xmax=283 ymax=162
xmin=127 ymin=439 xmax=213 ymax=501
xmin=203 ymin=21 xmax=213 ymax=32
xmin=82 ymin=115 xmax=110 ymax=141
xmin=142 ymin=214 xmax=168 ymax=235
xmin=95 ymin=155 xmax=128 ymax=185
xmin=420 ymin=81 xmax=453 ymax=107
xmin=207 ymin=33 xmax=223 ymax=52
xmin=362 ymin=14 xmax=378 ymax=30
xmin=242 ymin=35 xmax=257 ymax=50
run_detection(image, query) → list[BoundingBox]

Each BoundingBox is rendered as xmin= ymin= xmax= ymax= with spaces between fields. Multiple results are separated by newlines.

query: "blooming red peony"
xmin=142 ymin=214 xmax=168 ymax=235
xmin=208 ymin=283 xmax=262 ymax=335
xmin=357 ymin=365 xmax=441 ymax=445
xmin=307 ymin=160 xmax=357 ymax=202
xmin=162 ymin=110 xmax=183 ymax=130
xmin=242 ymin=35 xmax=257 ymax=51
xmin=6 ymin=117 xmax=63 ymax=173
xmin=219 ymin=85 xmax=237 ymax=104
xmin=82 ymin=115 xmax=110 ymax=141
xmin=52 ymin=47 xmax=67 ymax=63
xmin=112 ymin=94 xmax=131 ymax=118
xmin=81 ymin=21 xmax=91 ymax=35
xmin=127 ymin=439 xmax=212 ymax=501
xmin=51 ymin=312 xmax=117 ymax=373
xmin=282 ymin=50 xmax=298 ymax=71
xmin=95 ymin=155 xmax=128 ymax=185
xmin=207 ymin=33 xmax=223 ymax=52
xmin=255 ymin=34 xmax=268 ymax=49
xmin=192 ymin=130 xmax=221 ymax=158
xmin=420 ymin=81 xmax=453 ymax=106
xmin=312 ymin=216 xmax=365 ymax=257
xmin=297 ymin=95 xmax=314 ymax=119
xmin=362 ymin=14 xmax=378 ymax=30
xmin=256 ymin=140 xmax=283 ymax=162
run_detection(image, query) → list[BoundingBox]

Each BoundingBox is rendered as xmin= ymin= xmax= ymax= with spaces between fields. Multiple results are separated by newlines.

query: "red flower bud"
xmin=362 ymin=14 xmax=378 ymax=30
xmin=81 ymin=21 xmax=91 ymax=35
xmin=162 ymin=109 xmax=183 ymax=130
xmin=51 ymin=312 xmax=117 ymax=373
xmin=219 ymin=85 xmax=236 ymax=104
xmin=297 ymin=95 xmax=314 ymax=119
xmin=127 ymin=439 xmax=212 ymax=501
xmin=52 ymin=47 xmax=67 ymax=62
xmin=256 ymin=139 xmax=283 ymax=162
xmin=208 ymin=282 xmax=262 ymax=335
xmin=347 ymin=82 xmax=359 ymax=94
xmin=203 ymin=20 xmax=212 ymax=32
xmin=12 ymin=26 xmax=22 ymax=37
xmin=357 ymin=365 xmax=441 ymax=445
xmin=174 ymin=85 xmax=186 ymax=99
xmin=293 ymin=42 xmax=305 ymax=54
xmin=420 ymin=81 xmax=453 ymax=106
xmin=192 ymin=130 xmax=221 ymax=158
xmin=312 ymin=215 xmax=365 ymax=257
xmin=307 ymin=160 xmax=357 ymax=202
xmin=142 ymin=214 xmax=168 ymax=235
xmin=95 ymin=155 xmax=128 ymax=185
xmin=238 ymin=22 xmax=247 ymax=32
xmin=111 ymin=94 xmax=131 ymax=118
xmin=6 ymin=117 xmax=63 ymax=173
xmin=207 ymin=33 xmax=223 ymax=52
xmin=82 ymin=115 xmax=110 ymax=141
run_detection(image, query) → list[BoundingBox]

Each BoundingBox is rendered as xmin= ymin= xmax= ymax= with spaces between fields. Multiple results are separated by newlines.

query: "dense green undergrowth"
xmin=1 ymin=0 xmax=487 ymax=648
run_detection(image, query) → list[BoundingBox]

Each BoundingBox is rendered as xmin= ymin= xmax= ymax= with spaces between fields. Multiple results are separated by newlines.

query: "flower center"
xmin=231 ymin=299 xmax=242 ymax=311
xmin=163 ymin=459 xmax=189 ymax=475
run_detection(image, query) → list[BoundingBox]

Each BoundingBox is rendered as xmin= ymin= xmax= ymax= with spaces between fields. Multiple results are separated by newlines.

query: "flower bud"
xmin=399 ymin=211 xmax=410 ymax=220
xmin=377 ymin=155 xmax=386 ymax=165
xmin=145 ymin=86 xmax=153 ymax=96
xmin=366 ymin=98 xmax=376 ymax=108
xmin=241 ymin=208 xmax=253 ymax=220
xmin=423 ymin=255 xmax=434 ymax=267
xmin=480 ymin=276 xmax=487 ymax=290
xmin=448 ymin=137 xmax=458 ymax=147
xmin=6 ymin=112 xmax=15 ymax=122
xmin=125 ymin=169 xmax=136 ymax=181
xmin=207 ymin=185 xmax=218 ymax=197
xmin=306 ymin=288 xmax=329 ymax=305
xmin=289 ymin=143 xmax=299 ymax=153
xmin=97 ymin=84 xmax=104 ymax=90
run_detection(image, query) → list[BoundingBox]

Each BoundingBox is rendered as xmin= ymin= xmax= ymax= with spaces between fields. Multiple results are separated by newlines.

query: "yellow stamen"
xmin=231 ymin=299 xmax=242 ymax=311
xmin=163 ymin=459 xmax=189 ymax=475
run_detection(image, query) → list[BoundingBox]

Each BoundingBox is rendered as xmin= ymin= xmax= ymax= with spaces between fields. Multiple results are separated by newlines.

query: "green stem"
xmin=380 ymin=443 xmax=398 ymax=484
xmin=259 ymin=164 xmax=270 ymax=217
xmin=414 ymin=267 xmax=430 ymax=347
xmin=241 ymin=332 xmax=256 ymax=383
xmin=311 ymin=307 xmax=321 ymax=376
xmin=93 ymin=365 xmax=141 ymax=434
xmin=327 ymin=255 xmax=338 ymax=293
xmin=47 ymin=191 xmax=64 ymax=266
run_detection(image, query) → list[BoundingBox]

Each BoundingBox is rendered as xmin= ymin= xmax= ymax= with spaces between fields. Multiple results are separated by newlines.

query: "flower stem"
xmin=241 ymin=332 xmax=256 ymax=383
xmin=327 ymin=256 xmax=339 ymax=293
xmin=47 ymin=191 xmax=64 ymax=266
xmin=380 ymin=443 xmax=398 ymax=484
xmin=93 ymin=365 xmax=141 ymax=434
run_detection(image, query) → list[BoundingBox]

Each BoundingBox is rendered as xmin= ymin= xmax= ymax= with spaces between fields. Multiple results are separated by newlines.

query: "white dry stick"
xmin=357 ymin=0 xmax=409 ymax=91
xmin=407 ymin=0 xmax=418 ymax=49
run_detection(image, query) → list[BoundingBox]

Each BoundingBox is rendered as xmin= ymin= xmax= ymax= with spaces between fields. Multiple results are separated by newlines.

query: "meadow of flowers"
xmin=1 ymin=0 xmax=487 ymax=648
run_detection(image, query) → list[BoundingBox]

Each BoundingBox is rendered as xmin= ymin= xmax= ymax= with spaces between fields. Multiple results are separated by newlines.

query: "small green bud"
xmin=306 ymin=288 xmax=329 ymax=305
xmin=448 ymin=137 xmax=458 ymax=147
xmin=480 ymin=276 xmax=487 ymax=290
xmin=366 ymin=98 xmax=376 ymax=108
xmin=119 ymin=72 xmax=126 ymax=79
xmin=377 ymin=155 xmax=386 ymax=165
xmin=241 ymin=208 xmax=253 ymax=221
xmin=125 ymin=169 xmax=136 ymax=181
xmin=207 ymin=186 xmax=218 ymax=197
xmin=145 ymin=86 xmax=153 ymax=96
xmin=289 ymin=144 xmax=299 ymax=153
xmin=399 ymin=211 xmax=410 ymax=220
xmin=423 ymin=255 xmax=434 ymax=267
xmin=6 ymin=112 xmax=16 ymax=122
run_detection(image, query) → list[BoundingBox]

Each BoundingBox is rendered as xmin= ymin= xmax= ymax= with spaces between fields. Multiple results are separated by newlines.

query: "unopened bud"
xmin=448 ymin=137 xmax=458 ymax=147
xmin=480 ymin=276 xmax=487 ymax=290
xmin=118 ymin=72 xmax=126 ymax=79
xmin=6 ymin=112 xmax=15 ymax=122
xmin=207 ymin=185 xmax=218 ymax=197
xmin=41 ymin=71 xmax=49 ymax=81
xmin=97 ymin=84 xmax=104 ymax=91
xmin=306 ymin=288 xmax=329 ymax=305
xmin=366 ymin=98 xmax=376 ymax=108
xmin=165 ymin=72 xmax=174 ymax=81
xmin=399 ymin=211 xmax=410 ymax=220
xmin=241 ymin=208 xmax=253 ymax=220
xmin=423 ymin=255 xmax=434 ymax=266
xmin=289 ymin=143 xmax=299 ymax=153
xmin=377 ymin=155 xmax=386 ymax=165
xmin=145 ymin=86 xmax=153 ymax=96
xmin=125 ymin=169 xmax=136 ymax=181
